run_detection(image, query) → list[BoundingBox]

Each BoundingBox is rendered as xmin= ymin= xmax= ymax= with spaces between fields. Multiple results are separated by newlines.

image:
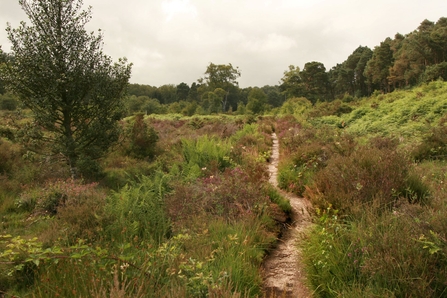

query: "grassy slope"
xmin=291 ymin=81 xmax=447 ymax=297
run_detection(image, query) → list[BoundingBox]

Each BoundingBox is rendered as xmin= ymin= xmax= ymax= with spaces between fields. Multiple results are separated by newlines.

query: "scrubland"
xmin=1 ymin=81 xmax=447 ymax=297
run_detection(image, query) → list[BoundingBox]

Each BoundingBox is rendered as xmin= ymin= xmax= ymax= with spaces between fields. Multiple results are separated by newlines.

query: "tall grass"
xmin=303 ymin=200 xmax=447 ymax=297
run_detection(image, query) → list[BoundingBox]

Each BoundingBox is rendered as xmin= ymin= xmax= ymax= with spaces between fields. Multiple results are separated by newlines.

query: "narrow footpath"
xmin=262 ymin=133 xmax=313 ymax=298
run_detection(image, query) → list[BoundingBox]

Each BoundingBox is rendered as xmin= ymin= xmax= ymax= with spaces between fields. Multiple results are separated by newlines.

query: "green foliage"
xmin=401 ymin=172 xmax=431 ymax=204
xmin=264 ymin=185 xmax=292 ymax=214
xmin=246 ymin=87 xmax=268 ymax=114
xmin=126 ymin=114 xmax=159 ymax=159
xmin=278 ymin=97 xmax=312 ymax=118
xmin=104 ymin=173 xmax=171 ymax=244
xmin=0 ymin=93 xmax=19 ymax=111
xmin=125 ymin=95 xmax=166 ymax=115
xmin=303 ymin=199 xmax=447 ymax=297
xmin=312 ymin=81 xmax=447 ymax=141
xmin=181 ymin=135 xmax=234 ymax=174
xmin=287 ymin=84 xmax=447 ymax=296
xmin=0 ymin=0 xmax=132 ymax=177
xmin=412 ymin=115 xmax=447 ymax=161
xmin=278 ymin=141 xmax=329 ymax=196
xmin=200 ymin=63 xmax=241 ymax=112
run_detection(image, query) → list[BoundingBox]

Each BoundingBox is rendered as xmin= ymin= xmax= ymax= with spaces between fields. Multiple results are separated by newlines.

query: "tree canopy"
xmin=200 ymin=63 xmax=241 ymax=112
xmin=0 ymin=0 xmax=132 ymax=178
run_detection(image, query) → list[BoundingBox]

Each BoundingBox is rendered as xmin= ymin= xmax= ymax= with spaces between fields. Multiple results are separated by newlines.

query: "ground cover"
xmin=0 ymin=114 xmax=290 ymax=297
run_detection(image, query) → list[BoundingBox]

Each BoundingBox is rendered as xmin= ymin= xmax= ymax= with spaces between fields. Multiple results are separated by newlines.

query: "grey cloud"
xmin=1 ymin=0 xmax=446 ymax=87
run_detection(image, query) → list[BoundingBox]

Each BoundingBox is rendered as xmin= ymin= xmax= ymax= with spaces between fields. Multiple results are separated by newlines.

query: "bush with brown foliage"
xmin=307 ymin=145 xmax=409 ymax=214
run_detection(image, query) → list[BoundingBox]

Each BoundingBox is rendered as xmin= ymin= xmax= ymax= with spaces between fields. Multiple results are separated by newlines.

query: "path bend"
xmin=262 ymin=132 xmax=313 ymax=298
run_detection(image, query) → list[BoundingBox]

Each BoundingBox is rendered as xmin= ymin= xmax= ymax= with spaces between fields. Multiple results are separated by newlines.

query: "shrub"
xmin=166 ymin=167 xmax=270 ymax=231
xmin=306 ymin=145 xmax=409 ymax=214
xmin=16 ymin=179 xmax=101 ymax=215
xmin=40 ymin=185 xmax=107 ymax=244
xmin=126 ymin=113 xmax=159 ymax=159
xmin=0 ymin=139 xmax=22 ymax=176
xmin=412 ymin=117 xmax=447 ymax=161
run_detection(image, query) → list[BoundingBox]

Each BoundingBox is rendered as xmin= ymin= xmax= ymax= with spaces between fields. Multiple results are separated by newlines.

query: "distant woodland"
xmin=1 ymin=17 xmax=447 ymax=115
xmin=124 ymin=17 xmax=447 ymax=114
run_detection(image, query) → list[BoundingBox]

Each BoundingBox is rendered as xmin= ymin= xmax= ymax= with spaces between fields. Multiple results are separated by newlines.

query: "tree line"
xmin=121 ymin=16 xmax=447 ymax=115
xmin=2 ymin=16 xmax=446 ymax=116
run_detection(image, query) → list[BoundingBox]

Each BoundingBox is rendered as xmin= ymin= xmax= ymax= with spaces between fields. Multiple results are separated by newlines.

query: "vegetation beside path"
xmin=1 ymin=80 xmax=447 ymax=297
xmin=0 ymin=115 xmax=291 ymax=297
xmin=276 ymin=81 xmax=447 ymax=297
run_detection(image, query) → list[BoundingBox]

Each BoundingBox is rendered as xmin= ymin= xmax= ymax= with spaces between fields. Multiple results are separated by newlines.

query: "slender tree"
xmin=0 ymin=0 xmax=132 ymax=178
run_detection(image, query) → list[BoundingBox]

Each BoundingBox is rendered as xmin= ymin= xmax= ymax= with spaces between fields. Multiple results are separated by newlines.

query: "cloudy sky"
xmin=1 ymin=0 xmax=446 ymax=87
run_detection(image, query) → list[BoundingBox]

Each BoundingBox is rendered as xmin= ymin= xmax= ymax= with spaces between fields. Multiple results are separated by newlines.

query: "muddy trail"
xmin=262 ymin=133 xmax=313 ymax=298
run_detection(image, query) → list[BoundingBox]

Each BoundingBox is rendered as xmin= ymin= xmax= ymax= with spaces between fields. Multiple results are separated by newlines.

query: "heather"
xmin=275 ymin=82 xmax=447 ymax=297
xmin=0 ymin=115 xmax=286 ymax=297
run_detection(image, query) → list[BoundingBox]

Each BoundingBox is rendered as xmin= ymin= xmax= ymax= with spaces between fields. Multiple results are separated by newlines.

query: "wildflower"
xmin=120 ymin=263 xmax=130 ymax=271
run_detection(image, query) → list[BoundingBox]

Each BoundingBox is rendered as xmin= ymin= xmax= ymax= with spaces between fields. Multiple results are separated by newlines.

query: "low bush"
xmin=306 ymin=145 xmax=409 ymax=214
xmin=0 ymin=139 xmax=22 ymax=176
xmin=16 ymin=179 xmax=101 ymax=215
xmin=125 ymin=113 xmax=159 ymax=159
xmin=166 ymin=167 xmax=270 ymax=231
xmin=412 ymin=116 xmax=447 ymax=161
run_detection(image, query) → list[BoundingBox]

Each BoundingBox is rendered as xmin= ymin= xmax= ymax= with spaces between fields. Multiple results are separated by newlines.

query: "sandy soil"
xmin=262 ymin=133 xmax=313 ymax=298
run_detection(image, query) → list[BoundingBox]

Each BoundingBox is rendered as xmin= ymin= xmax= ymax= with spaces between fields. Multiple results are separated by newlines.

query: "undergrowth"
xmin=0 ymin=116 xmax=284 ymax=297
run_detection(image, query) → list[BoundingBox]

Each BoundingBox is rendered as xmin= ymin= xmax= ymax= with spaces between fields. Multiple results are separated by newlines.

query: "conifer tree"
xmin=0 ymin=0 xmax=132 ymax=178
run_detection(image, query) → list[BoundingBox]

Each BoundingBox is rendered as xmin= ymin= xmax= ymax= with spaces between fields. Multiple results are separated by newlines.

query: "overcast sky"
xmin=1 ymin=0 xmax=446 ymax=87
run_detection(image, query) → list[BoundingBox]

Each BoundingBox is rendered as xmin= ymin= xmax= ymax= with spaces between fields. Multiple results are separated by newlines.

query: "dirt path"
xmin=262 ymin=133 xmax=313 ymax=298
